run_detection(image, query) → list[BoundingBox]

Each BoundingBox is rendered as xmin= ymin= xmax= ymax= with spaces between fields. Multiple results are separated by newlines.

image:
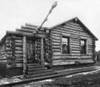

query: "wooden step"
xmin=26 ymin=70 xmax=57 ymax=78
xmin=27 ymin=67 xmax=46 ymax=72
xmin=27 ymin=69 xmax=54 ymax=75
xmin=27 ymin=64 xmax=44 ymax=69
xmin=27 ymin=63 xmax=41 ymax=66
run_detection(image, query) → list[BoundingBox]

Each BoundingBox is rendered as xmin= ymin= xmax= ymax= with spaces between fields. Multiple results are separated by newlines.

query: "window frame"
xmin=61 ymin=36 xmax=70 ymax=54
xmin=80 ymin=39 xmax=87 ymax=54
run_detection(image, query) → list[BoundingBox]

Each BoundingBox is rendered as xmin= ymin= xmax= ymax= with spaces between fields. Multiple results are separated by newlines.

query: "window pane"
xmin=62 ymin=38 xmax=68 ymax=43
xmin=80 ymin=39 xmax=86 ymax=54
xmin=62 ymin=37 xmax=70 ymax=54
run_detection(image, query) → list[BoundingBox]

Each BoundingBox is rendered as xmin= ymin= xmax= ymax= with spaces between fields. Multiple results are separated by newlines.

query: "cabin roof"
xmin=48 ymin=17 xmax=98 ymax=40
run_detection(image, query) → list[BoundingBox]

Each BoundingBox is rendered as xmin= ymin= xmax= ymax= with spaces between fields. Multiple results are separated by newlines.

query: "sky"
xmin=0 ymin=0 xmax=100 ymax=51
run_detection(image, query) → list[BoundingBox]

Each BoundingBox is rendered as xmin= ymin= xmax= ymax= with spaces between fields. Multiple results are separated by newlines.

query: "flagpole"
xmin=37 ymin=1 xmax=57 ymax=31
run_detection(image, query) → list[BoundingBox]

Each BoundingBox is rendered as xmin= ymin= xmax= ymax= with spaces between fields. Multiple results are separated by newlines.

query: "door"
xmin=26 ymin=38 xmax=41 ymax=63
xmin=26 ymin=39 xmax=36 ymax=63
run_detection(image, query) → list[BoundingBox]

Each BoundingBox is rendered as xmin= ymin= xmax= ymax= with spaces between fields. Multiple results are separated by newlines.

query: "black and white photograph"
xmin=0 ymin=0 xmax=100 ymax=87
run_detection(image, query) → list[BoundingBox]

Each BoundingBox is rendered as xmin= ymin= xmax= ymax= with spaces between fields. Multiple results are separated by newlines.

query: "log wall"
xmin=0 ymin=43 xmax=7 ymax=63
xmin=6 ymin=35 xmax=23 ymax=67
xmin=50 ymin=21 xmax=95 ymax=65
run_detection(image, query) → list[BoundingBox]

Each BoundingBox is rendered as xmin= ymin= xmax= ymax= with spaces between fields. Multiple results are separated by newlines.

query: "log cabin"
xmin=0 ymin=17 xmax=98 ymax=78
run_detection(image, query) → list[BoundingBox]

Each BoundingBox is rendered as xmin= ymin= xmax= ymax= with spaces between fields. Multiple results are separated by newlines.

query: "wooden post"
xmin=41 ymin=38 xmax=44 ymax=66
xmin=23 ymin=36 xmax=27 ymax=75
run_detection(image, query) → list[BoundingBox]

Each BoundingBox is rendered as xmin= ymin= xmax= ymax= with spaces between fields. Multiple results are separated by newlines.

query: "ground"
xmin=1 ymin=62 xmax=100 ymax=87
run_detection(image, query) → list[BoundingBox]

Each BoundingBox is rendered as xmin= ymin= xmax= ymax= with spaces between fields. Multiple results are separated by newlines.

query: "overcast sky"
xmin=0 ymin=0 xmax=100 ymax=51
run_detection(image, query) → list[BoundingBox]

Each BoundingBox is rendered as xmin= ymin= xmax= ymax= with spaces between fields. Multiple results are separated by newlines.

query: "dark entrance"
xmin=26 ymin=37 xmax=41 ymax=64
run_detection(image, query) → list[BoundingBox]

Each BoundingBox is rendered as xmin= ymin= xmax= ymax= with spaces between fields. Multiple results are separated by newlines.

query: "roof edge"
xmin=48 ymin=17 xmax=98 ymax=40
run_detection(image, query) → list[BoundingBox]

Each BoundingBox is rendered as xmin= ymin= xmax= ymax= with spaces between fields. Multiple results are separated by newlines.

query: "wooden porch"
xmin=22 ymin=33 xmax=52 ymax=77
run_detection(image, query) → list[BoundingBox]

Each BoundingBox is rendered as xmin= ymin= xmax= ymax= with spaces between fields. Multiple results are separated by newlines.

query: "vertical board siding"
xmin=50 ymin=21 xmax=94 ymax=65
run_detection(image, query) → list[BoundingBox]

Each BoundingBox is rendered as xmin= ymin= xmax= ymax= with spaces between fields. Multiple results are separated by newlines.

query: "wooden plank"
xmin=53 ymin=52 xmax=61 ymax=55
xmin=16 ymin=63 xmax=22 ymax=67
xmin=15 ymin=42 xmax=23 ymax=46
xmin=23 ymin=36 xmax=27 ymax=74
xmin=52 ymin=39 xmax=61 ymax=43
xmin=15 ymin=47 xmax=23 ymax=50
xmin=15 ymin=50 xmax=23 ymax=54
xmin=15 ymin=40 xmax=23 ymax=43
xmin=0 ymin=60 xmax=7 ymax=63
xmin=52 ymin=49 xmax=61 ymax=52
xmin=71 ymin=51 xmax=80 ymax=54
xmin=80 ymin=56 xmax=92 ymax=58
xmin=66 ymin=22 xmax=80 ymax=26
xmin=16 ymin=29 xmax=36 ymax=33
xmin=0 ymin=55 xmax=6 ymax=59
xmin=41 ymin=38 xmax=44 ymax=65
xmin=53 ymin=60 xmax=75 ymax=65
xmin=53 ymin=25 xmax=91 ymax=38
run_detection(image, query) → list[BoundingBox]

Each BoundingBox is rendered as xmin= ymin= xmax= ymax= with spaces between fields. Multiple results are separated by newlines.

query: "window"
xmin=62 ymin=36 xmax=70 ymax=54
xmin=80 ymin=39 xmax=86 ymax=54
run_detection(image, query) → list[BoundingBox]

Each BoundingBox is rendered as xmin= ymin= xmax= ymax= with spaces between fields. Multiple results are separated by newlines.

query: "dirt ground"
xmin=1 ymin=64 xmax=100 ymax=87
xmin=11 ymin=68 xmax=100 ymax=87
xmin=44 ymin=70 xmax=100 ymax=87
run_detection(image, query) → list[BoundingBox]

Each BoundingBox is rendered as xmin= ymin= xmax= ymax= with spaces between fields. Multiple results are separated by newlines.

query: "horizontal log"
xmin=71 ymin=48 xmax=80 ymax=51
xmin=52 ymin=47 xmax=61 ymax=50
xmin=15 ymin=40 xmax=23 ymax=43
xmin=15 ymin=60 xmax=23 ymax=63
xmin=50 ymin=35 xmax=61 ymax=40
xmin=0 ymin=60 xmax=7 ymax=63
xmin=15 ymin=54 xmax=23 ymax=57
xmin=52 ymin=41 xmax=61 ymax=44
xmin=67 ymin=22 xmax=80 ymax=26
xmin=53 ymin=26 xmax=91 ymax=38
xmin=51 ymin=37 xmax=61 ymax=41
xmin=6 ymin=36 xmax=22 ymax=40
xmin=52 ymin=42 xmax=61 ymax=45
xmin=15 ymin=58 xmax=23 ymax=60
xmin=16 ymin=29 xmax=36 ymax=33
xmin=80 ymin=56 xmax=92 ymax=58
xmin=63 ymin=26 xmax=80 ymax=32
xmin=52 ymin=49 xmax=61 ymax=52
xmin=0 ymin=57 xmax=6 ymax=60
xmin=71 ymin=51 xmax=80 ymax=53
xmin=53 ymin=60 xmax=75 ymax=65
xmin=52 ymin=55 xmax=81 ymax=59
xmin=6 ymin=47 xmax=12 ymax=51
xmin=16 ymin=63 xmax=22 ymax=67
xmin=51 ymin=32 xmax=61 ymax=36
xmin=15 ymin=43 xmax=23 ymax=46
xmin=64 ymin=22 xmax=83 ymax=31
xmin=53 ymin=52 xmax=61 ymax=55
xmin=15 ymin=47 xmax=23 ymax=50
xmin=6 ymin=31 xmax=46 ymax=38
xmin=53 ymin=57 xmax=94 ymax=65
xmin=71 ymin=44 xmax=80 ymax=47
xmin=71 ymin=43 xmax=80 ymax=46
xmin=15 ymin=50 xmax=23 ymax=54
xmin=0 ymin=51 xmax=6 ymax=55
xmin=51 ymin=28 xmax=71 ymax=35
xmin=51 ymin=39 xmax=61 ymax=43
xmin=0 ymin=54 xmax=6 ymax=58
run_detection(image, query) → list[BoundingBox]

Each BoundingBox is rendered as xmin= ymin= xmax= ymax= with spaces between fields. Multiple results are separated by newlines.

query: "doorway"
xmin=26 ymin=38 xmax=41 ymax=64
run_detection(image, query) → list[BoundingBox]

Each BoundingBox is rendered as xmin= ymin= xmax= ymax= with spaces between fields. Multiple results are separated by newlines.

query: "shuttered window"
xmin=62 ymin=36 xmax=70 ymax=54
xmin=80 ymin=39 xmax=86 ymax=54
